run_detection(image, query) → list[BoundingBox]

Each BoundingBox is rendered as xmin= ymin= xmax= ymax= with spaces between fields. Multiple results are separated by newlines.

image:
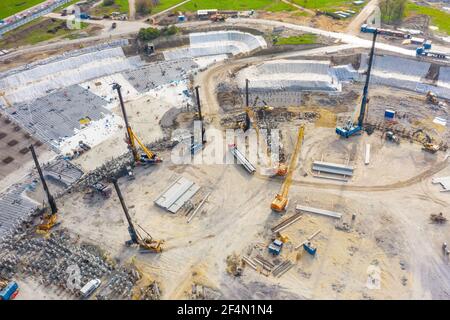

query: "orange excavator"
xmin=271 ymin=125 xmax=305 ymax=212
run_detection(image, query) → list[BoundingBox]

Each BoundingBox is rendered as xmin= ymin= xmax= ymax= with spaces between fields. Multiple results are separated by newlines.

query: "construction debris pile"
xmin=0 ymin=228 xmax=139 ymax=299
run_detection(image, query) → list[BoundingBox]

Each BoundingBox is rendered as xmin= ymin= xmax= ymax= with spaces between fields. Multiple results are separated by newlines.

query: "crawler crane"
xmin=336 ymin=30 xmax=377 ymax=138
xmin=244 ymin=79 xmax=287 ymax=176
xmin=271 ymin=126 xmax=305 ymax=212
xmin=30 ymin=145 xmax=58 ymax=232
xmin=112 ymin=83 xmax=162 ymax=165
xmin=112 ymin=180 xmax=163 ymax=253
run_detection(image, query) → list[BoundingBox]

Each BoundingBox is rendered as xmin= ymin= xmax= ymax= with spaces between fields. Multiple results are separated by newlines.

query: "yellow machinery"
xmin=243 ymin=79 xmax=286 ymax=176
xmin=113 ymin=180 xmax=163 ymax=253
xmin=113 ymin=83 xmax=162 ymax=165
xmin=30 ymin=145 xmax=58 ymax=233
xmin=271 ymin=126 xmax=305 ymax=212
xmin=245 ymin=107 xmax=287 ymax=176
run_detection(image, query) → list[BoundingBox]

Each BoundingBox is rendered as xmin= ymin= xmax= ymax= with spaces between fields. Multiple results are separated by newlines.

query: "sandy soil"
xmin=52 ymin=120 xmax=450 ymax=299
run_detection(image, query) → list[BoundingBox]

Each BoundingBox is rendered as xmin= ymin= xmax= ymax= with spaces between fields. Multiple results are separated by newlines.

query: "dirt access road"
xmin=347 ymin=0 xmax=379 ymax=35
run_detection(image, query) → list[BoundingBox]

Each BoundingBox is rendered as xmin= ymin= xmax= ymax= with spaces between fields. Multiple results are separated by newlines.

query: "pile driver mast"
xmin=112 ymin=83 xmax=162 ymax=164
xmin=30 ymin=144 xmax=58 ymax=232
xmin=112 ymin=180 xmax=163 ymax=253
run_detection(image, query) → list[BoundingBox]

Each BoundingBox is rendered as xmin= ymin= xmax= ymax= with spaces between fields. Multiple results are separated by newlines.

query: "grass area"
xmin=151 ymin=0 xmax=187 ymax=14
xmin=89 ymin=0 xmax=129 ymax=16
xmin=0 ymin=17 xmax=88 ymax=48
xmin=177 ymin=0 xmax=295 ymax=12
xmin=405 ymin=2 xmax=450 ymax=35
xmin=292 ymin=0 xmax=358 ymax=11
xmin=274 ymin=33 xmax=317 ymax=45
xmin=0 ymin=0 xmax=46 ymax=20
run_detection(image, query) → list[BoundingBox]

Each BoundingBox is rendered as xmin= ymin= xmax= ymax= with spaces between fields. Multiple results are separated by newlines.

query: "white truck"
xmin=80 ymin=279 xmax=101 ymax=298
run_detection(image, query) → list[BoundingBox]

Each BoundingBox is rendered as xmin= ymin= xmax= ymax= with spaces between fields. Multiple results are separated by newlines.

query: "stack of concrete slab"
xmin=432 ymin=176 xmax=450 ymax=192
xmin=154 ymin=176 xmax=200 ymax=213
xmin=312 ymin=161 xmax=354 ymax=176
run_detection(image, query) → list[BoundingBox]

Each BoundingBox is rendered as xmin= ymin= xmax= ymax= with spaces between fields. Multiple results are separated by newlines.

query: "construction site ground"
xmin=1 ymin=10 xmax=450 ymax=300
xmin=20 ymin=121 xmax=450 ymax=299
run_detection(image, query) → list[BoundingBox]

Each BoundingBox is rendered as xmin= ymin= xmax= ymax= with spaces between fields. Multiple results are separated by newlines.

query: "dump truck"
xmin=0 ymin=281 xmax=19 ymax=300
xmin=268 ymin=239 xmax=283 ymax=255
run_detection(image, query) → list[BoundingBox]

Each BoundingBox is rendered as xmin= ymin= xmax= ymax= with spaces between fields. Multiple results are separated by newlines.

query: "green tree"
xmin=103 ymin=0 xmax=115 ymax=6
xmin=136 ymin=0 xmax=154 ymax=16
xmin=138 ymin=27 xmax=161 ymax=41
xmin=380 ymin=0 xmax=407 ymax=24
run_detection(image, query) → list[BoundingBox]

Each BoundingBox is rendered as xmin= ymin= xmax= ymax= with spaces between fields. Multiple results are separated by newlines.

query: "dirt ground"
xmin=4 ymin=28 xmax=450 ymax=300
xmin=37 ymin=119 xmax=449 ymax=300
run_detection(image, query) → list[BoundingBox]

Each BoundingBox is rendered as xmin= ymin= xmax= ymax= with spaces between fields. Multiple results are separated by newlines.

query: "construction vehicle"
xmin=210 ymin=14 xmax=225 ymax=22
xmin=112 ymin=180 xmax=163 ymax=253
xmin=412 ymin=129 xmax=440 ymax=153
xmin=430 ymin=212 xmax=447 ymax=224
xmin=112 ymin=83 xmax=162 ymax=165
xmin=416 ymin=46 xmax=449 ymax=60
xmin=303 ymin=242 xmax=317 ymax=256
xmin=360 ymin=24 xmax=410 ymax=39
xmin=336 ymin=30 xmax=377 ymax=138
xmin=384 ymin=130 xmax=400 ymax=144
xmin=271 ymin=126 xmax=305 ymax=212
xmin=243 ymin=79 xmax=286 ymax=176
xmin=0 ymin=280 xmax=19 ymax=300
xmin=191 ymin=86 xmax=206 ymax=155
xmin=30 ymin=145 xmax=59 ymax=233
xmin=268 ymin=239 xmax=283 ymax=255
xmin=90 ymin=182 xmax=112 ymax=198
xmin=426 ymin=91 xmax=439 ymax=105
xmin=423 ymin=142 xmax=440 ymax=153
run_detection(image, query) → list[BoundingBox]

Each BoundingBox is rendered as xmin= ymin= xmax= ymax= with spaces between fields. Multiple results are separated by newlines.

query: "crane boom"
xmin=271 ymin=126 xmax=305 ymax=212
xmin=30 ymin=145 xmax=57 ymax=215
xmin=358 ymin=30 xmax=377 ymax=127
xmin=112 ymin=179 xmax=163 ymax=253
xmin=113 ymin=180 xmax=139 ymax=244
xmin=112 ymin=83 xmax=162 ymax=164
xmin=336 ymin=30 xmax=377 ymax=138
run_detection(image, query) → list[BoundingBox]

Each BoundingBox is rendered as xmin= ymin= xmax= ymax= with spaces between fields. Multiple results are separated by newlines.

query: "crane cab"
xmin=271 ymin=194 xmax=288 ymax=212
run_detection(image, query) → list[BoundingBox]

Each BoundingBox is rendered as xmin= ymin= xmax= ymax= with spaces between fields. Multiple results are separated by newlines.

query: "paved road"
xmin=3 ymin=8 xmax=450 ymax=62
xmin=346 ymin=0 xmax=379 ymax=35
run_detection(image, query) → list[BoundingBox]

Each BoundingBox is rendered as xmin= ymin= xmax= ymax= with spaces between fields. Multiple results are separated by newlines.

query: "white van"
xmin=80 ymin=279 xmax=101 ymax=298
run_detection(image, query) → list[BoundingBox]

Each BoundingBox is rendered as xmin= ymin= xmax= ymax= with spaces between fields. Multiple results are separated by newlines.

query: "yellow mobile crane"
xmin=112 ymin=83 xmax=162 ymax=165
xmin=30 ymin=145 xmax=59 ymax=232
xmin=243 ymin=79 xmax=286 ymax=176
xmin=271 ymin=125 xmax=305 ymax=212
xmin=113 ymin=180 xmax=163 ymax=253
